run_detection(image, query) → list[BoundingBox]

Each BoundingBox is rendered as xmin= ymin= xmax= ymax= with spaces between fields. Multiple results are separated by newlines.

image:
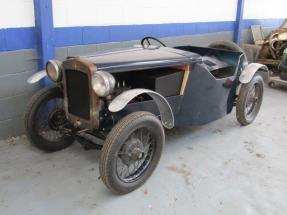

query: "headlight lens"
xmin=91 ymin=71 xmax=115 ymax=97
xmin=46 ymin=60 xmax=62 ymax=82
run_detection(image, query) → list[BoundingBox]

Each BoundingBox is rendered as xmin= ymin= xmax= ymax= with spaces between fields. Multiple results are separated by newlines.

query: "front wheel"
xmin=24 ymin=86 xmax=74 ymax=152
xmin=100 ymin=111 xmax=165 ymax=194
xmin=236 ymin=74 xmax=264 ymax=125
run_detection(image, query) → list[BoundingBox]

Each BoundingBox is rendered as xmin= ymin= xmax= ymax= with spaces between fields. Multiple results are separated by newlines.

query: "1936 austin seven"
xmin=25 ymin=37 xmax=268 ymax=194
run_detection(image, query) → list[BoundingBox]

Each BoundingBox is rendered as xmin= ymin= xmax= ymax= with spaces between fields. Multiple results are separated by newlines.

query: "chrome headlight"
xmin=46 ymin=60 xmax=62 ymax=82
xmin=91 ymin=71 xmax=115 ymax=97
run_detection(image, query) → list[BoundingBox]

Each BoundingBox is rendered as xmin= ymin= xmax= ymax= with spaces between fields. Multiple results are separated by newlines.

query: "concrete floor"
xmin=1 ymin=86 xmax=287 ymax=215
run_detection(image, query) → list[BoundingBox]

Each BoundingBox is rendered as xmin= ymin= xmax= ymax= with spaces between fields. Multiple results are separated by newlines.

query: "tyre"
xmin=24 ymin=86 xmax=74 ymax=152
xmin=279 ymin=70 xmax=287 ymax=81
xmin=100 ymin=111 xmax=165 ymax=194
xmin=208 ymin=40 xmax=248 ymax=64
xmin=236 ymin=74 xmax=264 ymax=125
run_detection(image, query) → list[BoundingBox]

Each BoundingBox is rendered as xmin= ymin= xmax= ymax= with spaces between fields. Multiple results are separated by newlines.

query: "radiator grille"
xmin=65 ymin=70 xmax=90 ymax=120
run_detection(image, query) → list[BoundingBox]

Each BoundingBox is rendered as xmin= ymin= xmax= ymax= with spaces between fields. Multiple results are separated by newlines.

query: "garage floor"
xmin=1 ymin=86 xmax=287 ymax=215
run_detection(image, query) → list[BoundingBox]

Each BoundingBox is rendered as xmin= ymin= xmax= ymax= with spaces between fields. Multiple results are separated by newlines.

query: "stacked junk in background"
xmin=243 ymin=19 xmax=287 ymax=86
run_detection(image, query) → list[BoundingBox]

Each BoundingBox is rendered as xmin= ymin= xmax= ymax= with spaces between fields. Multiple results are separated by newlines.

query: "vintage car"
xmin=25 ymin=37 xmax=268 ymax=194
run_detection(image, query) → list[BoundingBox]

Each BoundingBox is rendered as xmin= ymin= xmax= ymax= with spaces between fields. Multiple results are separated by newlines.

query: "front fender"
xmin=239 ymin=63 xmax=268 ymax=84
xmin=27 ymin=70 xmax=47 ymax=84
xmin=108 ymin=89 xmax=174 ymax=129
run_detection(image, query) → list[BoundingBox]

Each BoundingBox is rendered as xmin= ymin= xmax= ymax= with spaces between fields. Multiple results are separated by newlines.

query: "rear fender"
xmin=108 ymin=89 xmax=174 ymax=129
xmin=239 ymin=63 xmax=268 ymax=84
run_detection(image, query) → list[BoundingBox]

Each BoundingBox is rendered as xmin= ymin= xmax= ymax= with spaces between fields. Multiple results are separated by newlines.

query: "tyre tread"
xmin=100 ymin=111 xmax=162 ymax=194
xmin=24 ymin=86 xmax=74 ymax=152
xmin=236 ymin=74 xmax=264 ymax=126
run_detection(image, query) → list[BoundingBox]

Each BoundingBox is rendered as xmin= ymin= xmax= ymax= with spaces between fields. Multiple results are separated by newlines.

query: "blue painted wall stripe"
xmin=53 ymin=21 xmax=235 ymax=47
xmin=0 ymin=19 xmax=285 ymax=52
xmin=242 ymin=19 xmax=285 ymax=29
xmin=0 ymin=27 xmax=36 ymax=51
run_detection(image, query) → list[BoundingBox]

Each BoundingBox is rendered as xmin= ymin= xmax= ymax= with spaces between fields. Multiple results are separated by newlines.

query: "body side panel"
xmin=175 ymin=63 xmax=237 ymax=126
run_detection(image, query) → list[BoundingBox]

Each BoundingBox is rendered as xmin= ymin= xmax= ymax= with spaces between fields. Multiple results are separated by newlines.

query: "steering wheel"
xmin=141 ymin=36 xmax=167 ymax=48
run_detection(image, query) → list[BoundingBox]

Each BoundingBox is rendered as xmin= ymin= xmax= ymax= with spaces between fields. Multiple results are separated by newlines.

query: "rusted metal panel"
xmin=61 ymin=58 xmax=101 ymax=130
xmin=258 ymin=28 xmax=287 ymax=60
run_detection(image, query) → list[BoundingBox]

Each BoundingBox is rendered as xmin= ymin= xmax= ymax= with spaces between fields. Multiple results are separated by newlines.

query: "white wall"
xmin=244 ymin=0 xmax=286 ymax=19
xmin=0 ymin=0 xmax=35 ymax=28
xmin=52 ymin=0 xmax=238 ymax=27
xmin=0 ymin=0 xmax=286 ymax=29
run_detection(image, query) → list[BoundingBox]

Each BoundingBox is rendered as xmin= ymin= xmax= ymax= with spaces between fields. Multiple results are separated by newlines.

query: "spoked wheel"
xmin=24 ymin=87 xmax=74 ymax=152
xmin=117 ymin=127 xmax=156 ymax=182
xmin=236 ymin=74 xmax=264 ymax=125
xmin=100 ymin=111 xmax=164 ymax=194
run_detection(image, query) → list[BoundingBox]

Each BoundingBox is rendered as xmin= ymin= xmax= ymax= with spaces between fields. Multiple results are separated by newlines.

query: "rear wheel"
xmin=236 ymin=74 xmax=264 ymax=125
xmin=100 ymin=111 xmax=164 ymax=194
xmin=280 ymin=70 xmax=287 ymax=81
xmin=24 ymin=87 xmax=74 ymax=152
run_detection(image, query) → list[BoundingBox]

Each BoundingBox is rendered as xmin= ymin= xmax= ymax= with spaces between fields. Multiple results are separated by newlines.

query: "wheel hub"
xmin=120 ymin=138 xmax=145 ymax=165
xmin=48 ymin=109 xmax=67 ymax=130
xmin=130 ymin=147 xmax=145 ymax=160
